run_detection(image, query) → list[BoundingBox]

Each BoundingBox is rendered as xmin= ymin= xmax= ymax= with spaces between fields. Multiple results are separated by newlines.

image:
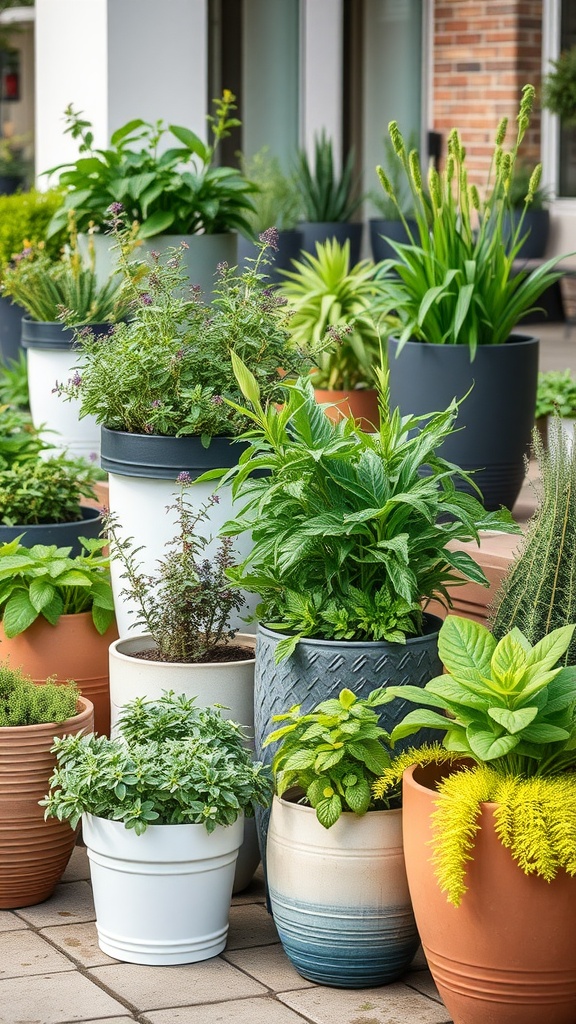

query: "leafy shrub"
xmin=0 ymin=455 xmax=96 ymax=526
xmin=0 ymin=664 xmax=78 ymax=726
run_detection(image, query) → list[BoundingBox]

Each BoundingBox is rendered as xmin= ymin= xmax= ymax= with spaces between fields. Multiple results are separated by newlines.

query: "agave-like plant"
xmin=278 ymin=238 xmax=388 ymax=390
xmin=293 ymin=132 xmax=362 ymax=223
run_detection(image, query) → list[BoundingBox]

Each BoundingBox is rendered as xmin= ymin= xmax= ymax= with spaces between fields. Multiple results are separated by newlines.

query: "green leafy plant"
xmin=58 ymin=227 xmax=310 ymax=441
xmin=43 ymin=690 xmax=272 ymax=834
xmin=369 ymin=133 xmax=417 ymax=220
xmin=209 ymin=357 xmax=519 ymax=660
xmin=45 ymin=92 xmax=256 ymax=240
xmin=374 ymin=615 xmax=576 ymax=905
xmin=0 ymin=405 xmax=43 ymax=469
xmin=294 ymin=132 xmax=362 ymax=223
xmin=102 ymin=476 xmax=244 ymax=662
xmin=535 ymin=369 xmax=576 ymax=418
xmin=542 ymin=47 xmax=576 ymax=124
xmin=264 ymin=687 xmax=400 ymax=828
xmin=0 ymin=663 xmax=78 ymax=727
xmin=0 ymin=351 xmax=29 ymax=410
xmin=0 ymin=133 xmax=31 ymax=183
xmin=241 ymin=147 xmax=301 ymax=234
xmin=377 ymin=85 xmax=565 ymax=356
xmin=0 ymin=454 xmax=97 ymax=526
xmin=278 ymin=238 xmax=387 ymax=390
xmin=0 ymin=188 xmax=65 ymax=279
xmin=490 ymin=423 xmax=576 ymax=664
xmin=0 ymin=536 xmax=114 ymax=637
xmin=1 ymin=218 xmax=131 ymax=325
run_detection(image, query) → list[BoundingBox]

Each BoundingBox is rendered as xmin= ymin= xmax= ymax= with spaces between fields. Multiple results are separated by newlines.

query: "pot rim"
xmin=405 ymin=759 xmax=499 ymax=811
xmin=273 ymin=792 xmax=401 ymax=821
xmin=109 ymin=631 xmax=256 ymax=668
xmin=259 ymin=612 xmax=443 ymax=649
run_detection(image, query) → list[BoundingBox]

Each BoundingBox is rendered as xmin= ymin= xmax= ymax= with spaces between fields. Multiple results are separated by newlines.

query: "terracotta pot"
xmin=0 ymin=613 xmax=117 ymax=736
xmin=0 ymin=696 xmax=94 ymax=909
xmin=403 ymin=762 xmax=576 ymax=1024
xmin=314 ymin=388 xmax=379 ymax=431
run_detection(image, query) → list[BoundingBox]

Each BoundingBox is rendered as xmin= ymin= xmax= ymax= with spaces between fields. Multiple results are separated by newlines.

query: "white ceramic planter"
xmin=27 ymin=347 xmax=100 ymax=461
xmin=548 ymin=415 xmax=576 ymax=452
xmin=266 ymin=795 xmax=418 ymax=988
xmin=83 ymin=812 xmax=243 ymax=965
xmin=108 ymin=633 xmax=259 ymax=894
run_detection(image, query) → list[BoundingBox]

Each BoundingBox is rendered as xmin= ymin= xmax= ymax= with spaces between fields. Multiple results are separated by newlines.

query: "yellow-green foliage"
xmin=432 ymin=766 xmax=576 ymax=907
xmin=372 ymin=743 xmax=455 ymax=801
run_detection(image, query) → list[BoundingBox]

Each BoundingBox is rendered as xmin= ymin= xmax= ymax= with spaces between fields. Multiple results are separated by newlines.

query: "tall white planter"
xmin=83 ymin=812 xmax=243 ymax=966
xmin=267 ymin=796 xmax=418 ymax=988
xmin=101 ymin=428 xmax=256 ymax=637
xmin=22 ymin=318 xmax=108 ymax=461
xmin=108 ymin=633 xmax=259 ymax=894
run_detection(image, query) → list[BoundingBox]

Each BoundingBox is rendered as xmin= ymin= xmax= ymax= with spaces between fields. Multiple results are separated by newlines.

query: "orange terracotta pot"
xmin=0 ymin=613 xmax=117 ymax=737
xmin=314 ymin=388 xmax=379 ymax=431
xmin=403 ymin=762 xmax=576 ymax=1024
xmin=0 ymin=696 xmax=94 ymax=909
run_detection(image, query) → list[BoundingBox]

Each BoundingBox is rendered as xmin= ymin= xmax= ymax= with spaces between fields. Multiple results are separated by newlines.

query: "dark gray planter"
xmin=503 ymin=208 xmax=550 ymax=260
xmin=369 ymin=218 xmax=417 ymax=263
xmin=0 ymin=505 xmax=102 ymax=555
xmin=237 ymin=229 xmax=303 ymax=282
xmin=0 ymin=296 xmax=24 ymax=365
xmin=254 ymin=615 xmax=443 ymax=870
xmin=21 ymin=318 xmax=112 ymax=350
xmin=100 ymin=427 xmax=245 ymax=479
xmin=299 ymin=222 xmax=363 ymax=265
xmin=388 ymin=333 xmax=539 ymax=512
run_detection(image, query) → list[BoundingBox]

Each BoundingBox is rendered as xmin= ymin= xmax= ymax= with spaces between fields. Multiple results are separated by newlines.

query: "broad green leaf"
xmin=3 ymin=590 xmax=37 ymax=637
xmin=487 ymin=705 xmax=538 ymax=734
xmin=274 ymin=633 xmax=302 ymax=664
xmin=316 ymin=793 xmax=342 ymax=829
xmin=520 ymin=722 xmax=571 ymax=743
xmin=138 ymin=210 xmax=175 ymax=237
xmin=438 ymin=615 xmax=496 ymax=687
xmin=230 ymin=351 xmax=261 ymax=407
xmin=390 ymin=708 xmax=452 ymax=742
xmin=466 ymin=723 xmax=519 ymax=760
xmin=91 ymin=604 xmax=115 ymax=635
xmin=29 ymin=578 xmax=56 ymax=613
xmin=525 ymin=625 xmax=575 ymax=672
xmin=282 ymin=750 xmax=316 ymax=771
xmin=490 ymin=632 xmax=528 ymax=689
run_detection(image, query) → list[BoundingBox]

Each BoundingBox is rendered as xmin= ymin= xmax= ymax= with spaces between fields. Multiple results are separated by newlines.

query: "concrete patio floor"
xmin=2 ymin=320 xmax=576 ymax=1024
xmin=0 ymin=846 xmax=451 ymax=1024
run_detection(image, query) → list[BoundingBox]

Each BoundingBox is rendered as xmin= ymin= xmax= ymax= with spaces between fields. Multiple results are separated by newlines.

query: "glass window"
xmin=558 ymin=3 xmax=576 ymax=196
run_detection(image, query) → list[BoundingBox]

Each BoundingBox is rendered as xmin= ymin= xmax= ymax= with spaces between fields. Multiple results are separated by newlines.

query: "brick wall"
xmin=433 ymin=0 xmax=543 ymax=185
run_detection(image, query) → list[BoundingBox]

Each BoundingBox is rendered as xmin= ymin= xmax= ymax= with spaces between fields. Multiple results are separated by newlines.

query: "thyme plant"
xmin=102 ymin=475 xmax=244 ymax=662
xmin=0 ymin=665 xmax=78 ymax=727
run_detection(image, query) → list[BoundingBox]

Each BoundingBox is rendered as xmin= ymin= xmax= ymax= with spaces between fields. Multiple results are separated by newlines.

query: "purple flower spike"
xmin=108 ymin=202 xmax=124 ymax=215
xmin=177 ymin=471 xmax=192 ymax=484
xmin=259 ymin=227 xmax=279 ymax=251
xmin=140 ymin=292 xmax=153 ymax=306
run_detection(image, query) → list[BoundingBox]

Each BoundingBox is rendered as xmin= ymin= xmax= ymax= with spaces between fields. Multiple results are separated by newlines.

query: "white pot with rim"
xmin=109 ymin=632 xmax=259 ymax=893
xmin=83 ymin=812 xmax=243 ymax=965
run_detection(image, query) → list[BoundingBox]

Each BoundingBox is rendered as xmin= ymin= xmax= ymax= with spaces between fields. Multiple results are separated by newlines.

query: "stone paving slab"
xmin=0 ymin=929 xmax=73 ymax=979
xmin=89 ymin=959 xmax=268 ymax=1012
xmin=14 ymin=881 xmax=96 ymax=927
xmin=142 ymin=996 xmax=311 ymax=1024
xmin=41 ymin=921 xmax=117 ymax=968
xmin=0 ymin=911 xmax=26 ymax=933
xmin=0 ymin=972 xmax=128 ymax=1024
xmin=278 ymin=984 xmax=452 ymax=1024
xmin=61 ymin=845 xmax=91 ymax=883
xmin=223 ymin=943 xmax=316 ymax=991
xmin=405 ymin=971 xmax=443 ymax=1003
xmin=226 ymin=902 xmax=279 ymax=949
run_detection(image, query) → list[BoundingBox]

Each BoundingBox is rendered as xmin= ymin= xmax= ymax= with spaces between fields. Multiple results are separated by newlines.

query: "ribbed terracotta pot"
xmin=0 ymin=696 xmax=94 ymax=909
xmin=314 ymin=388 xmax=379 ymax=431
xmin=403 ymin=761 xmax=576 ymax=1024
xmin=0 ymin=614 xmax=118 ymax=737
xmin=267 ymin=795 xmax=418 ymax=987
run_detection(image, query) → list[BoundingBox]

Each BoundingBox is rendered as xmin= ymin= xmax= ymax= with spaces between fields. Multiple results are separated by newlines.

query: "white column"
xmin=35 ymin=0 xmax=208 ymax=184
xmin=300 ymin=0 xmax=343 ymax=163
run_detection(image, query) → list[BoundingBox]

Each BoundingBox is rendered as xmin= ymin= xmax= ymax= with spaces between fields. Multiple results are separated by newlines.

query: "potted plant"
xmin=278 ymin=237 xmax=387 ymax=428
xmin=0 ymin=187 xmax=64 ymax=364
xmin=0 ymin=668 xmax=93 ymax=908
xmin=2 ymin=220 xmax=131 ymax=462
xmin=208 ymin=356 xmax=520 ymax=856
xmin=58 ymin=227 xmax=312 ymax=636
xmin=368 ymin=134 xmax=417 ymax=263
xmin=43 ymin=691 xmax=272 ymax=965
xmin=264 ymin=687 xmax=418 ymax=988
xmin=0 ymin=132 xmax=30 ymax=195
xmin=293 ymin=132 xmax=364 ymax=263
xmin=102 ymin=474 xmax=258 ymax=890
xmin=0 ymin=349 xmax=29 ymax=409
xmin=542 ymin=46 xmax=576 ymax=125
xmin=238 ymin=147 xmax=303 ymax=280
xmin=0 ymin=535 xmax=116 ymax=735
xmin=374 ymin=613 xmax=576 ymax=1024
xmin=44 ymin=93 xmax=256 ymax=297
xmin=534 ymin=370 xmax=576 ymax=449
xmin=378 ymin=84 xmax=567 ymax=510
xmin=0 ymin=440 xmax=103 ymax=555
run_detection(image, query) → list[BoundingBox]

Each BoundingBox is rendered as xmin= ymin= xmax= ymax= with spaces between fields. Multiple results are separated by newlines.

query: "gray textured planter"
xmin=254 ymin=615 xmax=443 ymax=869
xmin=0 ymin=505 xmax=102 ymax=556
xmin=388 ymin=333 xmax=539 ymax=511
xmin=369 ymin=218 xmax=417 ymax=263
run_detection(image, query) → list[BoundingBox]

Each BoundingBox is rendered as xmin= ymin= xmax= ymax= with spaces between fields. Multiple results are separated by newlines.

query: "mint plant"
xmin=0 ymin=536 xmax=114 ymax=637
xmin=265 ymin=687 xmax=400 ymax=828
xmin=43 ymin=691 xmax=273 ymax=834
